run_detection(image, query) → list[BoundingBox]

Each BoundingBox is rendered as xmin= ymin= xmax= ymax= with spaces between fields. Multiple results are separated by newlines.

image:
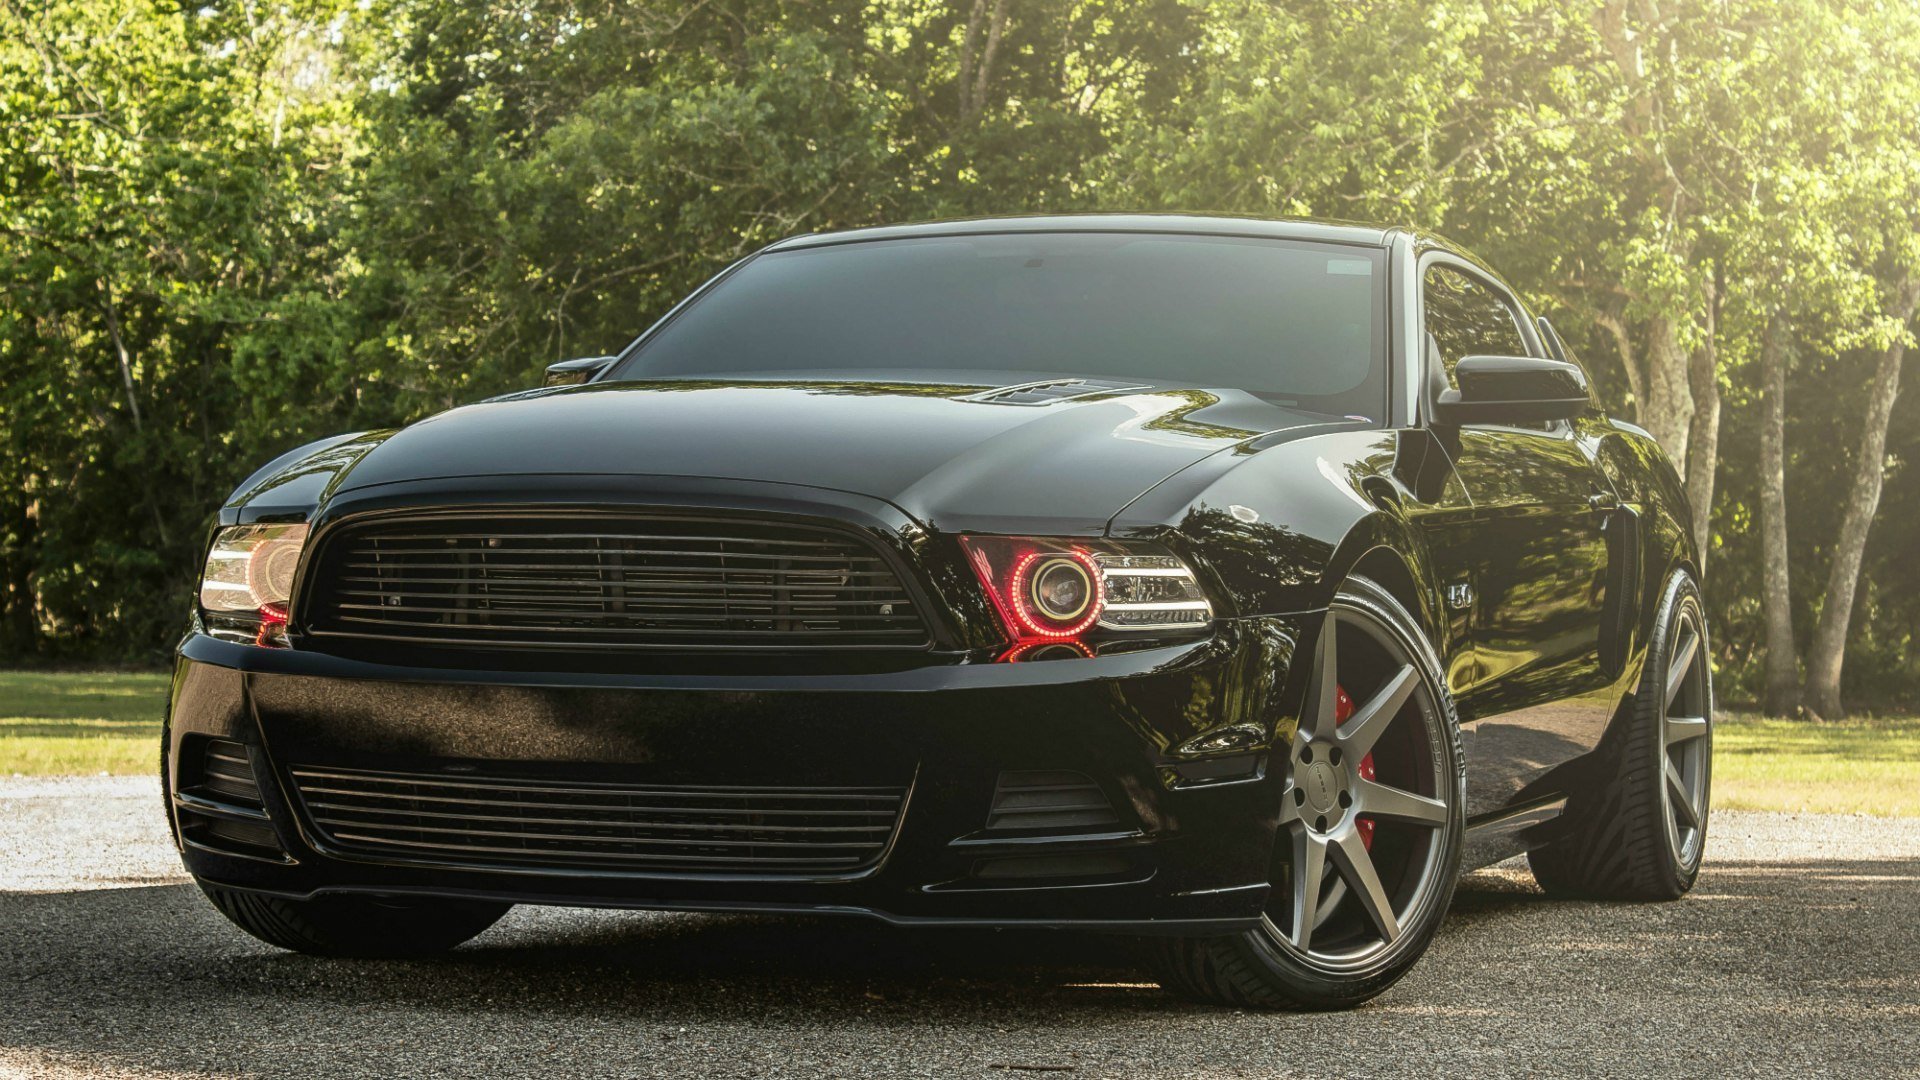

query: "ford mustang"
xmin=167 ymin=215 xmax=1713 ymax=1010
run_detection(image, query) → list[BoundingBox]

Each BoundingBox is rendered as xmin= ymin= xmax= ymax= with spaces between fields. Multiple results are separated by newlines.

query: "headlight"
xmin=199 ymin=523 xmax=308 ymax=646
xmin=1093 ymin=551 xmax=1215 ymax=630
xmin=960 ymin=536 xmax=1213 ymax=654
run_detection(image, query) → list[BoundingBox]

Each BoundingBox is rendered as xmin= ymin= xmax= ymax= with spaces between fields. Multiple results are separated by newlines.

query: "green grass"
xmin=3 ymin=672 xmax=1918 ymax=817
xmin=1 ymin=670 xmax=169 ymax=776
xmin=1712 ymin=712 xmax=1920 ymax=818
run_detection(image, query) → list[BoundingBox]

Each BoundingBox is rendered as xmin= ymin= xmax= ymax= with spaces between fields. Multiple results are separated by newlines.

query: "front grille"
xmin=289 ymin=766 xmax=909 ymax=875
xmin=302 ymin=512 xmax=929 ymax=652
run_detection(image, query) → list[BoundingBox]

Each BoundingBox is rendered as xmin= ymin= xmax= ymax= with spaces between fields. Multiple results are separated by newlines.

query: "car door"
xmin=1415 ymin=263 xmax=1617 ymax=818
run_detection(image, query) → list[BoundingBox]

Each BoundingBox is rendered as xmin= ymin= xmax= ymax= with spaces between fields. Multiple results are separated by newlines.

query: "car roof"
xmin=766 ymin=214 xmax=1402 ymax=251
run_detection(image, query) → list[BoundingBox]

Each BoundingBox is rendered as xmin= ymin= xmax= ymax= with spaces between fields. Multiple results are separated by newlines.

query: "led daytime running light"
xmin=1010 ymin=550 xmax=1104 ymax=639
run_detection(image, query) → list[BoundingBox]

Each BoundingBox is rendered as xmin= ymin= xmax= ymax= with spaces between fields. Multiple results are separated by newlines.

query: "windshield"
xmin=609 ymin=232 xmax=1389 ymax=416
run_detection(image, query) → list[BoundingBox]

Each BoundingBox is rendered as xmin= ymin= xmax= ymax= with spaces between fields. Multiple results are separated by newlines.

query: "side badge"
xmin=1446 ymin=582 xmax=1474 ymax=611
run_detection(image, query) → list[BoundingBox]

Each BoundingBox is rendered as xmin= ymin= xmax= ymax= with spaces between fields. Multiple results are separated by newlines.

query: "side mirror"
xmin=544 ymin=356 xmax=616 ymax=387
xmin=1432 ymin=355 xmax=1590 ymax=426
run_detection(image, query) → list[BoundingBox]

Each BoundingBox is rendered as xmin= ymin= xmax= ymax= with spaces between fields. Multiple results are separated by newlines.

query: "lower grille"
xmin=196 ymin=739 xmax=264 ymax=807
xmin=202 ymin=816 xmax=282 ymax=852
xmin=289 ymin=766 xmax=908 ymax=875
xmin=985 ymin=771 xmax=1122 ymax=833
xmin=175 ymin=737 xmax=284 ymax=859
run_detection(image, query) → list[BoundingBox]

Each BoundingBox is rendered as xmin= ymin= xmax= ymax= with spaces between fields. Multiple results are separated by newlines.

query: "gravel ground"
xmin=3 ymin=777 xmax=1916 ymax=1079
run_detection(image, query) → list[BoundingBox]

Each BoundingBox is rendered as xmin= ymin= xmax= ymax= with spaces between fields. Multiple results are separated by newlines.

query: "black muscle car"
xmin=169 ymin=216 xmax=1713 ymax=1010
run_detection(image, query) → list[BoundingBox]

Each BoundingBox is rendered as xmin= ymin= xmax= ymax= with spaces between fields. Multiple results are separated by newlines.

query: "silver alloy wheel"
xmin=1261 ymin=604 xmax=1451 ymax=972
xmin=1661 ymin=608 xmax=1712 ymax=867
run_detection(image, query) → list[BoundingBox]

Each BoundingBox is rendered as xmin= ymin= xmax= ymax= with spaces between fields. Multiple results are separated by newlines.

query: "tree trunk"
xmin=1595 ymin=306 xmax=1645 ymax=407
xmin=1639 ymin=314 xmax=1695 ymax=464
xmin=1757 ymin=315 xmax=1799 ymax=716
xmin=956 ymin=0 xmax=988 ymax=121
xmin=97 ymin=278 xmax=145 ymax=432
xmin=1804 ymin=284 xmax=1920 ymax=718
xmin=1 ymin=487 xmax=36 ymax=655
xmin=1684 ymin=285 xmax=1720 ymax=569
xmin=1595 ymin=2 xmax=1695 ymax=469
xmin=1684 ymin=376 xmax=1718 ymax=567
xmin=971 ymin=0 xmax=1010 ymax=117
xmin=955 ymin=0 xmax=1009 ymax=125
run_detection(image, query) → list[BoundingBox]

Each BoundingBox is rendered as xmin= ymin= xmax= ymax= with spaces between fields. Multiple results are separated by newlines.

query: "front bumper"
xmin=165 ymin=614 xmax=1313 ymax=933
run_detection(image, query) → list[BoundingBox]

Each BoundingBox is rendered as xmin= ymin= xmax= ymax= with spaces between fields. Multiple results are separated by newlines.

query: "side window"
xmin=1423 ymin=265 xmax=1528 ymax=389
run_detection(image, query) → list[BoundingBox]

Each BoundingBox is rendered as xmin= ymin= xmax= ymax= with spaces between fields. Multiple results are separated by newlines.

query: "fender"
xmin=219 ymin=431 xmax=390 ymax=526
xmin=1593 ymin=420 xmax=1697 ymax=645
xmin=1109 ymin=428 xmax=1448 ymax=640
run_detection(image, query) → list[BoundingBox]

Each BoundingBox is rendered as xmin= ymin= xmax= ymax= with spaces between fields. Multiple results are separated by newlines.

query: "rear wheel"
xmin=1529 ymin=569 xmax=1712 ymax=900
xmin=198 ymin=881 xmax=510 ymax=957
xmin=1151 ymin=576 xmax=1465 ymax=1010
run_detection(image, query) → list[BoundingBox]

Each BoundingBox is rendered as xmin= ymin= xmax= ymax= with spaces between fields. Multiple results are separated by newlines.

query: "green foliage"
xmin=1 ymin=0 xmax=1916 ymax=708
xmin=1 ymin=0 xmax=364 ymax=658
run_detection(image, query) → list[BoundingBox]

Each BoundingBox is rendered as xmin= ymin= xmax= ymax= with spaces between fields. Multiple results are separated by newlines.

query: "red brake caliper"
xmin=1335 ymin=685 xmax=1376 ymax=849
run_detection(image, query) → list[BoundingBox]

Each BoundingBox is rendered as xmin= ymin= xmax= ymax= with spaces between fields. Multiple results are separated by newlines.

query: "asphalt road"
xmin=3 ymin=777 xmax=1916 ymax=1079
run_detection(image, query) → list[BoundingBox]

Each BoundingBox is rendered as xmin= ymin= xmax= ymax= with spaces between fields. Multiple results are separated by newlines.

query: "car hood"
xmin=318 ymin=377 xmax=1349 ymax=531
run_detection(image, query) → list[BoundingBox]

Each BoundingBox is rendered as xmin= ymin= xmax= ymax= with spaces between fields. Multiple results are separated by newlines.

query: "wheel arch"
xmin=1592 ymin=421 xmax=1700 ymax=629
xmin=1348 ymin=545 xmax=1440 ymax=646
xmin=1322 ymin=511 xmax=1456 ymax=667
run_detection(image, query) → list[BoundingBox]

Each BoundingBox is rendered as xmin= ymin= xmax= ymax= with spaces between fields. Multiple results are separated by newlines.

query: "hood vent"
xmin=965 ymin=378 xmax=1146 ymax=406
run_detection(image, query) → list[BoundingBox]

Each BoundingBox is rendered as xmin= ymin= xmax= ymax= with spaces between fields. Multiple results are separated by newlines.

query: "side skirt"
xmin=1460 ymin=796 xmax=1568 ymax=871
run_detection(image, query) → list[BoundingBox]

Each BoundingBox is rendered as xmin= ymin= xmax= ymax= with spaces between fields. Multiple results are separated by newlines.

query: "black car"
xmin=168 ymin=215 xmax=1712 ymax=1010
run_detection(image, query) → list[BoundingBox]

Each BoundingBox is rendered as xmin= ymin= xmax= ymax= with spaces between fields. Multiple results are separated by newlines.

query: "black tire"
xmin=1529 ymin=569 xmax=1712 ymax=900
xmin=198 ymin=881 xmax=511 ymax=957
xmin=1149 ymin=576 xmax=1466 ymax=1010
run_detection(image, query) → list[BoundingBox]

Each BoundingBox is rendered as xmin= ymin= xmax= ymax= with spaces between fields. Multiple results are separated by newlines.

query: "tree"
xmin=1732 ymin=3 xmax=1920 ymax=717
xmin=0 ymin=0 xmax=362 ymax=656
xmin=1756 ymin=315 xmax=1798 ymax=714
xmin=1805 ymin=272 xmax=1920 ymax=717
xmin=3 ymin=0 xmax=1920 ymax=722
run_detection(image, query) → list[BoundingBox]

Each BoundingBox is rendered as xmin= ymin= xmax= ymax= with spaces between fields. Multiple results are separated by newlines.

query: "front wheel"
xmin=198 ymin=881 xmax=511 ymax=957
xmin=1150 ymin=576 xmax=1466 ymax=1010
